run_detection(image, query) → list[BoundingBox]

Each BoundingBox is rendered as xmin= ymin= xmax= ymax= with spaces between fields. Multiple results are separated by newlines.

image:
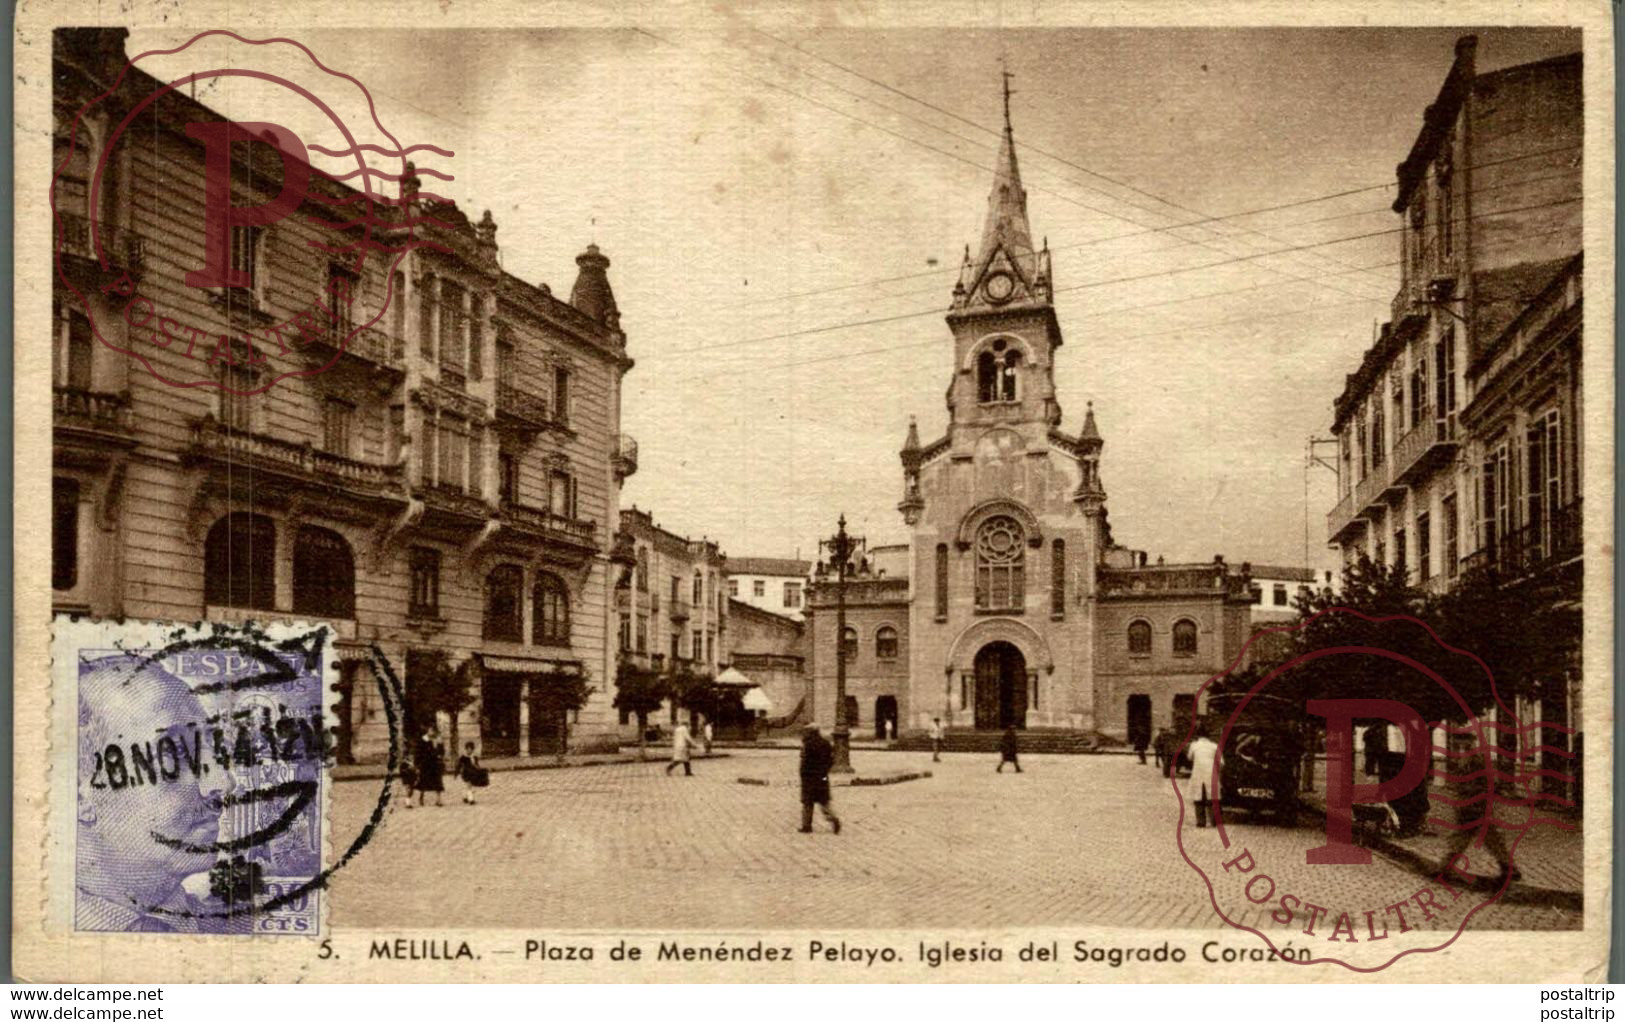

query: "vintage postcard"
xmin=11 ymin=0 xmax=1614 ymax=983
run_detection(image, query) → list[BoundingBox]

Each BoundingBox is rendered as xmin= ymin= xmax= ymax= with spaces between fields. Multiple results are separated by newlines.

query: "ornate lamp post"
xmin=820 ymin=514 xmax=864 ymax=774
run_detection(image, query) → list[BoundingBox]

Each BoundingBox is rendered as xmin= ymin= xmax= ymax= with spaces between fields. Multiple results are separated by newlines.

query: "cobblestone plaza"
xmin=329 ymin=752 xmax=1578 ymax=933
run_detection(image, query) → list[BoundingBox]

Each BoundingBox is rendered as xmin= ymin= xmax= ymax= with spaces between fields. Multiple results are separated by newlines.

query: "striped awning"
xmin=478 ymin=654 xmax=582 ymax=676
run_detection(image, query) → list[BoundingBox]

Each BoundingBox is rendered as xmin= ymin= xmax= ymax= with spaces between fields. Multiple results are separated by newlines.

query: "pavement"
xmin=327 ymin=749 xmax=1582 ymax=931
xmin=1298 ymin=758 xmax=1583 ymax=910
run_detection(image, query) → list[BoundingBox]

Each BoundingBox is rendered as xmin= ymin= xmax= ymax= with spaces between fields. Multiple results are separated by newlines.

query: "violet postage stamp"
xmin=11 ymin=0 xmax=1615 ymax=984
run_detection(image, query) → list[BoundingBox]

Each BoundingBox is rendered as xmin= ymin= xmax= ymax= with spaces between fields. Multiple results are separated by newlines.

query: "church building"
xmin=805 ymin=88 xmax=1257 ymax=745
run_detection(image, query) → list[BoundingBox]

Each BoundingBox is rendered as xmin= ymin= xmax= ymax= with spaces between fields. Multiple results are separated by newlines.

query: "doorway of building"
xmin=529 ymin=684 xmax=568 ymax=756
xmin=874 ymin=695 xmax=898 ymax=739
xmin=481 ymin=674 xmax=522 ymax=757
xmin=1172 ymin=693 xmax=1197 ymax=739
xmin=1126 ymin=694 xmax=1152 ymax=750
xmin=973 ymin=641 xmax=1028 ymax=730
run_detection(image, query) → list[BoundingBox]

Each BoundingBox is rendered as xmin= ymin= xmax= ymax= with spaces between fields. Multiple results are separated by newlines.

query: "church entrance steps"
xmin=891 ymin=728 xmax=1114 ymax=755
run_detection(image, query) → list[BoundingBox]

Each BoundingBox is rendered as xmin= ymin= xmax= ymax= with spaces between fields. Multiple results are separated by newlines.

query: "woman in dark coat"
xmin=797 ymin=725 xmax=840 ymax=834
xmin=413 ymin=729 xmax=445 ymax=807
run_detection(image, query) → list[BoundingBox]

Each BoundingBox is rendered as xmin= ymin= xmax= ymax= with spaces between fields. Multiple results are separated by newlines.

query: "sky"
xmin=124 ymin=24 xmax=1582 ymax=572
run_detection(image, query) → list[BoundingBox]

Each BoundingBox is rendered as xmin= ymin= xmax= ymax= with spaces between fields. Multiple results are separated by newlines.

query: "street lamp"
xmin=820 ymin=514 xmax=864 ymax=774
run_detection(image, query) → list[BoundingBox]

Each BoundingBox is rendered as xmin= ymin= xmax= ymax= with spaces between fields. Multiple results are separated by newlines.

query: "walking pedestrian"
xmin=1439 ymin=737 xmax=1521 ymax=887
xmin=456 ymin=741 xmax=487 ymax=805
xmin=703 ymin=720 xmax=714 ymax=755
xmin=412 ymin=728 xmax=445 ymax=808
xmin=1153 ymin=726 xmax=1172 ymax=774
xmin=1185 ymin=721 xmax=1219 ymax=828
xmin=797 ymin=725 xmax=841 ymax=834
xmin=929 ymin=716 xmax=944 ymax=762
xmin=1133 ymin=732 xmax=1149 ymax=765
xmin=996 ymin=726 xmax=1022 ymax=773
xmin=665 ymin=721 xmax=694 ymax=776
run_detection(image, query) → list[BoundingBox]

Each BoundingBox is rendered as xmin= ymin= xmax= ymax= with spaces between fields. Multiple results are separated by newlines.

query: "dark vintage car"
xmin=1207 ymin=691 xmax=1305 ymax=824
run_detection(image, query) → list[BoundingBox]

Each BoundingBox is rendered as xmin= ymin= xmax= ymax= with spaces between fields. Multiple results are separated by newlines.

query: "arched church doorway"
xmin=973 ymin=641 xmax=1027 ymax=730
xmin=875 ymin=695 xmax=898 ymax=740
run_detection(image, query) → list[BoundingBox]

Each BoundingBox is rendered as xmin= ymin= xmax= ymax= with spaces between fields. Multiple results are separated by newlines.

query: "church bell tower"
xmin=943 ymin=72 xmax=1063 ymax=438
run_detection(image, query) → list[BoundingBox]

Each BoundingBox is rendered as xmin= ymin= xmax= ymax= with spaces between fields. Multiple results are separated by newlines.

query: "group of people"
xmin=403 ymin=728 xmax=488 ymax=807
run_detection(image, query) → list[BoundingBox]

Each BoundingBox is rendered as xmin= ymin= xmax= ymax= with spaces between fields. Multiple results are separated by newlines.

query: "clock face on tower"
xmin=983 ymin=270 xmax=1015 ymax=304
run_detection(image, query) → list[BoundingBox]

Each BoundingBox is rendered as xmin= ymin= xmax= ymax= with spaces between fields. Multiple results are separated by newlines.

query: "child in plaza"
xmin=456 ymin=741 xmax=487 ymax=805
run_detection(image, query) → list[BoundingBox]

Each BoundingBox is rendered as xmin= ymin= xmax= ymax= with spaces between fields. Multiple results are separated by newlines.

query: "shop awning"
xmin=715 ymin=666 xmax=754 ymax=687
xmin=478 ymin=654 xmax=583 ymax=676
xmin=742 ymin=687 xmax=774 ymax=712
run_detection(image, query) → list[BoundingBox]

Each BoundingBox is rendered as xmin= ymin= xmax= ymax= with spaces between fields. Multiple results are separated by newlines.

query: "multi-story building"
xmin=723 ymin=598 xmax=808 ymax=728
xmin=802 ymin=87 xmax=1255 ymax=745
xmin=613 ymin=507 xmax=727 ymax=730
xmin=51 ymin=29 xmax=639 ymax=762
xmin=1324 ymin=37 xmax=1582 ymax=785
xmin=1236 ymin=564 xmax=1321 ymax=624
xmin=724 ymin=556 xmax=811 ymax=621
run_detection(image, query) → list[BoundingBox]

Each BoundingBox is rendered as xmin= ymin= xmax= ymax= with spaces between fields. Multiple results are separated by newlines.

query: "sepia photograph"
xmin=13 ymin=0 xmax=1613 ymax=987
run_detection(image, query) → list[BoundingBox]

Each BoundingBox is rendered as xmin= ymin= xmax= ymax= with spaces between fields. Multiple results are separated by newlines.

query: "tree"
xmin=531 ymin=667 xmax=594 ymax=764
xmin=404 ymin=649 xmax=478 ymax=755
xmin=668 ymin=667 xmax=718 ymax=727
xmin=613 ymin=662 xmax=666 ymax=760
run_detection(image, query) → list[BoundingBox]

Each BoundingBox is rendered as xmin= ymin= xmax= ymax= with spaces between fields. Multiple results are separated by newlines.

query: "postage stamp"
xmin=51 ymin=618 xmax=339 ymax=934
xmin=11 ymin=0 xmax=1614 ymax=986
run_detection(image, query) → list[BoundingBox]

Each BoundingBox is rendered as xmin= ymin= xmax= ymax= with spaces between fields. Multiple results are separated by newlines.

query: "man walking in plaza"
xmin=1440 ymin=736 xmax=1521 ymax=887
xmin=996 ymin=726 xmax=1022 ymax=773
xmin=798 ymin=725 xmax=841 ymax=834
xmin=929 ymin=716 xmax=944 ymax=762
xmin=666 ymin=720 xmax=695 ymax=776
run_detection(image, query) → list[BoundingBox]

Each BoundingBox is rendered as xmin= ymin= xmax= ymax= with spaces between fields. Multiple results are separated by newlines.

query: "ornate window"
xmin=976 ymin=339 xmax=1022 ymax=403
xmin=204 ymin=512 xmax=276 ymax=610
xmin=483 ymin=564 xmax=524 ymax=642
xmin=1050 ymin=538 xmax=1066 ymax=617
xmin=53 ymin=477 xmax=79 ymax=592
xmin=1127 ymin=620 xmax=1152 ymax=656
xmin=635 ymin=547 xmax=649 ymax=591
xmin=292 ymin=526 xmax=355 ymax=618
xmin=840 ymin=626 xmax=858 ymax=659
xmin=1172 ymin=619 xmax=1198 ymax=657
xmin=973 ymin=515 xmax=1025 ymax=611
xmin=532 ymin=572 xmax=570 ymax=645
xmin=934 ymin=543 xmax=949 ymax=618
xmin=408 ymin=546 xmax=440 ymax=617
xmin=875 ymin=626 xmax=898 ymax=659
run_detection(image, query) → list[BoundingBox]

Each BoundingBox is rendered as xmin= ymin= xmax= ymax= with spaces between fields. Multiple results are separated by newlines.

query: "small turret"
xmin=1074 ymin=401 xmax=1106 ymax=510
xmin=898 ymin=416 xmax=925 ymax=525
xmin=570 ymin=243 xmax=620 ymax=329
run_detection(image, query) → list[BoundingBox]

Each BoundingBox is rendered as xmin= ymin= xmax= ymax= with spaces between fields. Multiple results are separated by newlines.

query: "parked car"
xmin=1206 ymin=691 xmax=1304 ymax=824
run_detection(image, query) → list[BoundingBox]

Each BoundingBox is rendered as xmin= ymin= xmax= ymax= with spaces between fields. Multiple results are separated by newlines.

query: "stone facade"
xmin=723 ymin=598 xmax=808 ymax=727
xmin=612 ymin=507 xmax=727 ymax=730
xmin=1323 ymin=37 xmax=1583 ymax=799
xmin=804 ymin=89 xmax=1253 ymax=742
xmin=50 ymin=29 xmax=638 ymax=763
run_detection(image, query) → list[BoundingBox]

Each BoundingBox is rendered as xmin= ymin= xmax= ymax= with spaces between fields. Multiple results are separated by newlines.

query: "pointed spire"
xmin=902 ymin=415 xmax=920 ymax=452
xmin=954 ymin=71 xmax=1046 ymax=309
xmin=1079 ymin=401 xmax=1101 ymax=444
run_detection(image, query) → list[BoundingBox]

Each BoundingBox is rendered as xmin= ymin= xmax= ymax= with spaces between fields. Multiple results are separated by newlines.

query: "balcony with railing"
xmin=54 ymin=386 xmax=131 ymax=435
xmin=1353 ymin=458 xmax=1390 ymax=516
xmin=667 ymin=596 xmax=691 ymax=621
xmin=613 ymin=432 xmax=639 ymax=480
xmin=313 ymin=320 xmax=402 ymax=372
xmin=496 ymin=380 xmax=551 ymax=432
xmin=1326 ymin=488 xmax=1363 ymax=545
xmin=55 ymin=211 xmax=144 ymax=279
xmin=498 ymin=499 xmax=598 ymax=554
xmin=188 ymin=417 xmax=406 ymax=498
xmin=1097 ymin=563 xmax=1250 ymax=600
xmin=1462 ymin=500 xmax=1583 ymax=582
xmin=1388 ymin=408 xmax=1459 ymax=489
